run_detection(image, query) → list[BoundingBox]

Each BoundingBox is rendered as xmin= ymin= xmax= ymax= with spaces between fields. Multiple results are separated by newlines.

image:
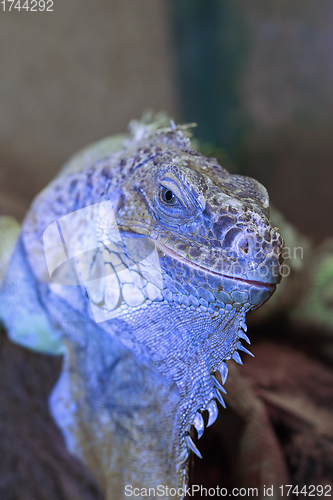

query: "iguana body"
xmin=0 ymin=119 xmax=283 ymax=498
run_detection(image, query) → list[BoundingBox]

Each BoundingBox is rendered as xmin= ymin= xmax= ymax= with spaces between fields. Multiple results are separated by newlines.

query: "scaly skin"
xmin=0 ymin=121 xmax=283 ymax=499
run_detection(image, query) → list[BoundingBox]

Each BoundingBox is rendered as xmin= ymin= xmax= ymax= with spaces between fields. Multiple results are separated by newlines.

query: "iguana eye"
xmin=161 ymin=186 xmax=176 ymax=205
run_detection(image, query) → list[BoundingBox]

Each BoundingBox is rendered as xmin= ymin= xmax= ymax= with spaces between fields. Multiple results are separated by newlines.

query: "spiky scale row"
xmin=188 ymin=328 xmax=255 ymax=460
xmin=240 ymin=320 xmax=247 ymax=332
xmin=214 ymin=389 xmax=226 ymax=409
xmin=185 ymin=435 xmax=202 ymax=459
xmin=218 ymin=361 xmax=228 ymax=385
xmin=232 ymin=350 xmax=243 ymax=365
xmin=193 ymin=412 xmax=204 ymax=439
xmin=238 ymin=329 xmax=251 ymax=344
xmin=212 ymin=374 xmax=227 ymax=394
xmin=206 ymin=399 xmax=218 ymax=427
xmin=237 ymin=341 xmax=254 ymax=357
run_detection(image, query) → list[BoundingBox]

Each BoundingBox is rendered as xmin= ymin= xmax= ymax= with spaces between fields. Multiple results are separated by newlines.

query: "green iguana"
xmin=0 ymin=118 xmax=283 ymax=499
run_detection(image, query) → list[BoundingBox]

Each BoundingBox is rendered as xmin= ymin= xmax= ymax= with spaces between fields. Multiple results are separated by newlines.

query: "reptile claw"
xmin=206 ymin=400 xmax=218 ymax=427
xmin=218 ymin=361 xmax=228 ymax=384
xmin=238 ymin=330 xmax=251 ymax=344
xmin=185 ymin=435 xmax=202 ymax=459
xmin=237 ymin=341 xmax=254 ymax=357
xmin=212 ymin=374 xmax=227 ymax=394
xmin=193 ymin=412 xmax=204 ymax=439
xmin=232 ymin=350 xmax=243 ymax=365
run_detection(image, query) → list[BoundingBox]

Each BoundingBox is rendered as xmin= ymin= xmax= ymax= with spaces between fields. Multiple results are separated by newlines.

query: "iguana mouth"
xmin=154 ymin=240 xmax=277 ymax=290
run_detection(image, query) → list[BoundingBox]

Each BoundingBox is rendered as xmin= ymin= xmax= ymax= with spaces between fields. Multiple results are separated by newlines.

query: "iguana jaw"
xmin=155 ymin=239 xmax=277 ymax=290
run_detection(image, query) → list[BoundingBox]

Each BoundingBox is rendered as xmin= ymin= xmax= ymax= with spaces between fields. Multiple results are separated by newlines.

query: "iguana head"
xmin=114 ymin=127 xmax=283 ymax=314
xmin=22 ymin=122 xmax=284 ymax=488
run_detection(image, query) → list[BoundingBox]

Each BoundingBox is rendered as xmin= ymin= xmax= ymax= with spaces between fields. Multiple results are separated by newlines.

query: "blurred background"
xmin=1 ymin=1 xmax=333 ymax=499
